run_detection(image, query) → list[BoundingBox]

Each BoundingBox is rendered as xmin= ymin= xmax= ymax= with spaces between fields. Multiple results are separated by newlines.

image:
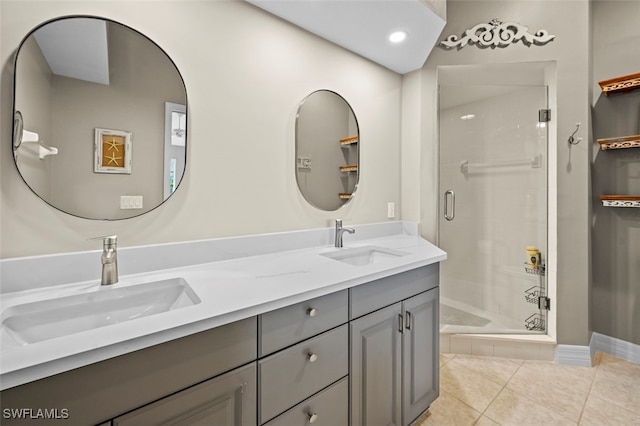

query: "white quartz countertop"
xmin=0 ymin=234 xmax=446 ymax=390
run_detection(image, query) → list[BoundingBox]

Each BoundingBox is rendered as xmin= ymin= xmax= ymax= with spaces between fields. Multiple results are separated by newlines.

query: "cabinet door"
xmin=402 ymin=288 xmax=439 ymax=425
xmin=113 ymin=363 xmax=256 ymax=426
xmin=351 ymin=303 xmax=402 ymax=426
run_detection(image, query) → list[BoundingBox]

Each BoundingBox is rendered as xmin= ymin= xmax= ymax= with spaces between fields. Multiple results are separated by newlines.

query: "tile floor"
xmin=414 ymin=352 xmax=640 ymax=426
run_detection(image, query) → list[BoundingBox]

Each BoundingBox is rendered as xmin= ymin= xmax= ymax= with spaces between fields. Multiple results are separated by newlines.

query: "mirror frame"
xmin=294 ymin=89 xmax=360 ymax=211
xmin=11 ymin=15 xmax=188 ymax=220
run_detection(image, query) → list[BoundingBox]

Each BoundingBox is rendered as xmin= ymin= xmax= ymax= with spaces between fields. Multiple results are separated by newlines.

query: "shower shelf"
xmin=524 ymin=286 xmax=542 ymax=305
xmin=525 ymin=313 xmax=545 ymax=331
xmin=524 ymin=262 xmax=545 ymax=276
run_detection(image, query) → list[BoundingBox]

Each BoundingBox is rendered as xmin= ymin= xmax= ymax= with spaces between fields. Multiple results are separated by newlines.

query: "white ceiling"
xmin=247 ymin=0 xmax=447 ymax=74
xmin=34 ymin=18 xmax=110 ymax=85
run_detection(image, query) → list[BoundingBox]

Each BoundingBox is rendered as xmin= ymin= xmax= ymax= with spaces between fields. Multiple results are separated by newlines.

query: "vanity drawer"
xmin=350 ymin=264 xmax=439 ymax=319
xmin=259 ymin=324 xmax=348 ymax=424
xmin=259 ymin=289 xmax=348 ymax=356
xmin=264 ymin=377 xmax=348 ymax=426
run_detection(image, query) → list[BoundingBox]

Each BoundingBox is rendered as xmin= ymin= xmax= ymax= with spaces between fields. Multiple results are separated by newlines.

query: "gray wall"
xmin=591 ymin=0 xmax=640 ymax=345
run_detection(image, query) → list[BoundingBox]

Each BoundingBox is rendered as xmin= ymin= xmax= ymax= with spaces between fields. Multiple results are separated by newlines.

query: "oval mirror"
xmin=295 ymin=90 xmax=359 ymax=211
xmin=12 ymin=16 xmax=187 ymax=220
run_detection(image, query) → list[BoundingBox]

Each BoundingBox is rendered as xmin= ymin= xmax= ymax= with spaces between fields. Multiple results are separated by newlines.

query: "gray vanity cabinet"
xmin=113 ymin=363 xmax=257 ymax=426
xmin=350 ymin=265 xmax=440 ymax=426
xmin=350 ymin=302 xmax=403 ymax=426
xmin=402 ymin=288 xmax=439 ymax=424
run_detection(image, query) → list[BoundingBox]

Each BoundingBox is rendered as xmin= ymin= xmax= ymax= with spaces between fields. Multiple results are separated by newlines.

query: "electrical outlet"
xmin=297 ymin=157 xmax=312 ymax=169
xmin=387 ymin=202 xmax=395 ymax=218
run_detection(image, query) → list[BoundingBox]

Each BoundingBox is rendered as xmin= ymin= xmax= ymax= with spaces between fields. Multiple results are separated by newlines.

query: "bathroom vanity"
xmin=0 ymin=231 xmax=444 ymax=426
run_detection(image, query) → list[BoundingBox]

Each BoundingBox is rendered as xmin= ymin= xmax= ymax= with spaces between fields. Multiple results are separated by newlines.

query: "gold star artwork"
xmin=105 ymin=152 xmax=123 ymax=166
xmin=105 ymin=137 xmax=122 ymax=152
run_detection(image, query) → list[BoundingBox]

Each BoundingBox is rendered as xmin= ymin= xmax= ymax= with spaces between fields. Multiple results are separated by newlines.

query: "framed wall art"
xmin=94 ymin=128 xmax=132 ymax=174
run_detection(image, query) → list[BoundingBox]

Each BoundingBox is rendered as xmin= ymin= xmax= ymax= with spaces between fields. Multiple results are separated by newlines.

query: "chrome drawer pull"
xmin=308 ymin=412 xmax=318 ymax=423
xmin=308 ymin=352 xmax=318 ymax=363
xmin=307 ymin=307 xmax=319 ymax=317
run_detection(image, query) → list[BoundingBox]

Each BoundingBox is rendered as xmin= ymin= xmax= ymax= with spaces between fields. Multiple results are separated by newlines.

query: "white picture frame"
xmin=94 ymin=128 xmax=132 ymax=174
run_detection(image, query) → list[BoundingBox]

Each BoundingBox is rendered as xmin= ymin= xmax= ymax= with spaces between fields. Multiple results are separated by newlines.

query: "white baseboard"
xmin=555 ymin=344 xmax=592 ymax=367
xmin=556 ymin=333 xmax=640 ymax=367
xmin=590 ymin=332 xmax=640 ymax=364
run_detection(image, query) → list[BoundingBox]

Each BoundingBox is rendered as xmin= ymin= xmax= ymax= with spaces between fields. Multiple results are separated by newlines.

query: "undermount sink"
xmin=1 ymin=277 xmax=200 ymax=345
xmin=320 ymin=245 xmax=408 ymax=266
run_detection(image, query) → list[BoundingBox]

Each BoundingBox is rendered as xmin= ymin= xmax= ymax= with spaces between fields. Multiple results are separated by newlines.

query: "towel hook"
xmin=568 ymin=123 xmax=582 ymax=145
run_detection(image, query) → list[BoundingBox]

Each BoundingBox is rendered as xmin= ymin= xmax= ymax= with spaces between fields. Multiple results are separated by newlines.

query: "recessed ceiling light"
xmin=460 ymin=114 xmax=475 ymax=120
xmin=389 ymin=31 xmax=408 ymax=43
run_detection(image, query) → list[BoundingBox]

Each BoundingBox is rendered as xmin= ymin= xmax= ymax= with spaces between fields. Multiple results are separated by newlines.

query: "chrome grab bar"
xmin=444 ymin=190 xmax=455 ymax=221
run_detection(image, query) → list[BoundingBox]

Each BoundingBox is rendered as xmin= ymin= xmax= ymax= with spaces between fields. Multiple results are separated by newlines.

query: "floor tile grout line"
xmin=476 ymin=360 xmax=526 ymax=425
xmin=577 ymin=354 xmax=600 ymax=425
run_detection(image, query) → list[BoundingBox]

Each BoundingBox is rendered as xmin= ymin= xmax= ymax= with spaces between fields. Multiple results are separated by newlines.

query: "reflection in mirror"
xmin=12 ymin=17 xmax=187 ymax=220
xmin=295 ymin=90 xmax=359 ymax=211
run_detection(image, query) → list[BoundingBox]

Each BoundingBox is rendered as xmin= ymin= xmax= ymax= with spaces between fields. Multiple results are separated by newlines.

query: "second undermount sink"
xmin=320 ymin=245 xmax=409 ymax=266
xmin=1 ymin=277 xmax=200 ymax=345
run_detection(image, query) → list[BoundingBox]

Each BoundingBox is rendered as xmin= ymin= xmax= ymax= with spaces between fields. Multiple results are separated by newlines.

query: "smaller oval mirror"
xmin=12 ymin=16 xmax=187 ymax=220
xmin=295 ymin=90 xmax=359 ymax=211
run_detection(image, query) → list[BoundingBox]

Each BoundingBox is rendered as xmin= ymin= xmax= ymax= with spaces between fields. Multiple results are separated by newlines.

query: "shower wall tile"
xmin=471 ymin=340 xmax=494 ymax=356
xmin=440 ymin=335 xmax=451 ymax=353
xmin=515 ymin=342 xmax=541 ymax=360
xmin=450 ymin=336 xmax=472 ymax=355
xmin=493 ymin=341 xmax=519 ymax=358
xmin=539 ymin=343 xmax=557 ymax=361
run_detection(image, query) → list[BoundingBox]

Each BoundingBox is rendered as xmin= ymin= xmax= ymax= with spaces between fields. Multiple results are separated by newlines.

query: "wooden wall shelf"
xmin=600 ymin=195 xmax=640 ymax=208
xmin=597 ymin=134 xmax=640 ymax=150
xmin=598 ymin=72 xmax=640 ymax=95
xmin=339 ymin=193 xmax=352 ymax=200
xmin=339 ymin=136 xmax=359 ymax=146
xmin=340 ymin=164 xmax=358 ymax=172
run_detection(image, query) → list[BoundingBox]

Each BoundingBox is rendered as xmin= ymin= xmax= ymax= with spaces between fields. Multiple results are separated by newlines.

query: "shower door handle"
xmin=444 ymin=190 xmax=455 ymax=221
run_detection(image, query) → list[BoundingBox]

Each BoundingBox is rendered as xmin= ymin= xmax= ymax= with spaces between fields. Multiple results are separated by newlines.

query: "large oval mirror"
xmin=295 ymin=90 xmax=359 ymax=211
xmin=12 ymin=16 xmax=187 ymax=220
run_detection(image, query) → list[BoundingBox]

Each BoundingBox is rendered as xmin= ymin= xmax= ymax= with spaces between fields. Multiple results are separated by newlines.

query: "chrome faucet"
xmin=99 ymin=235 xmax=118 ymax=285
xmin=334 ymin=219 xmax=355 ymax=248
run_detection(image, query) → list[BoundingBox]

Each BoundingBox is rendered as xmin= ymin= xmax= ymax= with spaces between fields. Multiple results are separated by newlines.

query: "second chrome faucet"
xmin=334 ymin=219 xmax=355 ymax=248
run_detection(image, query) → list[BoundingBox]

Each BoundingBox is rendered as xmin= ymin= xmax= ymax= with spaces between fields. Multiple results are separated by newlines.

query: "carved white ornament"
xmin=440 ymin=18 xmax=555 ymax=49
xmin=602 ymin=200 xmax=640 ymax=208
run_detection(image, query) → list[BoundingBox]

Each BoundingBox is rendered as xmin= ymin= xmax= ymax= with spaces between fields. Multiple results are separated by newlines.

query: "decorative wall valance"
xmin=440 ymin=18 xmax=555 ymax=49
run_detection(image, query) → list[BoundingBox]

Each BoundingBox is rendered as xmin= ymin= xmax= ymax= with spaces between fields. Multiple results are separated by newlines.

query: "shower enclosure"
xmin=438 ymin=69 xmax=549 ymax=335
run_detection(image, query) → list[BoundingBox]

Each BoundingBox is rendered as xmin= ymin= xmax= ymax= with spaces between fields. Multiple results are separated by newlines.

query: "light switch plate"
xmin=120 ymin=195 xmax=143 ymax=209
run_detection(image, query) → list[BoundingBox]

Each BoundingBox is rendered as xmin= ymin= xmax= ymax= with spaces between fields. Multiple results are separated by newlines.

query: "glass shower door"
xmin=438 ymin=84 xmax=548 ymax=334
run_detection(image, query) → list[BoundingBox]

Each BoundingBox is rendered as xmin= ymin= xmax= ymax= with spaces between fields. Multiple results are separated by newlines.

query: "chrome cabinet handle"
xmin=405 ymin=311 xmax=413 ymax=331
xmin=307 ymin=307 xmax=318 ymax=317
xmin=308 ymin=413 xmax=318 ymax=423
xmin=308 ymin=352 xmax=318 ymax=362
xmin=398 ymin=314 xmax=405 ymax=333
xmin=444 ymin=190 xmax=455 ymax=221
